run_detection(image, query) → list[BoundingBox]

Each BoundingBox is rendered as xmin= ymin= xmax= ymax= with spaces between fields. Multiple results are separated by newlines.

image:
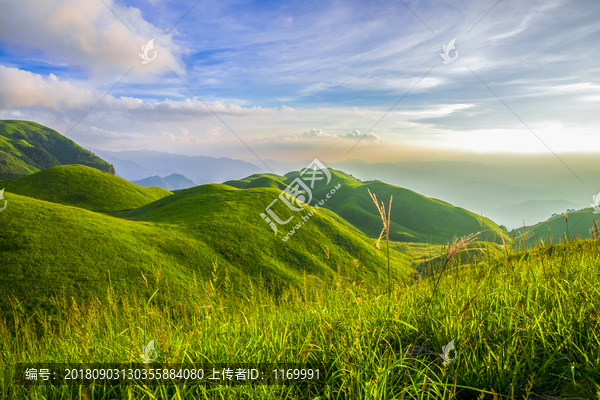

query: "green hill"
xmin=224 ymin=173 xmax=288 ymax=190
xmin=0 ymin=165 xmax=171 ymax=213
xmin=0 ymin=183 xmax=413 ymax=321
xmin=112 ymin=183 xmax=414 ymax=280
xmin=226 ymin=168 xmax=510 ymax=245
xmin=0 ymin=120 xmax=114 ymax=179
xmin=514 ymin=207 xmax=598 ymax=247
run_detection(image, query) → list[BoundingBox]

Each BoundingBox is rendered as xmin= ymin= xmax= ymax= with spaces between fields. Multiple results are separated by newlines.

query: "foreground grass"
xmin=2 ymin=239 xmax=600 ymax=399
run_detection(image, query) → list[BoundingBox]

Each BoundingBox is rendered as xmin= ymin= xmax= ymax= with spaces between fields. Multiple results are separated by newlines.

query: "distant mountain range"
xmin=81 ymin=147 xmax=594 ymax=230
xmin=90 ymin=148 xmax=260 ymax=185
xmin=132 ymin=174 xmax=196 ymax=191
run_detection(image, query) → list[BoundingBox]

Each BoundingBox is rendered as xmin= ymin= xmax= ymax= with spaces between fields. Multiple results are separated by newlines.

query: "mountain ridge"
xmin=0 ymin=178 xmax=414 ymax=321
xmin=224 ymin=168 xmax=510 ymax=245
xmin=0 ymin=120 xmax=115 ymax=179
xmin=90 ymin=148 xmax=261 ymax=184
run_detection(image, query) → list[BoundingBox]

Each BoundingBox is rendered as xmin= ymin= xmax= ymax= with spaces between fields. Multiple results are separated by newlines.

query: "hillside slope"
xmin=226 ymin=168 xmax=510 ymax=245
xmin=0 ymin=184 xmax=412 ymax=321
xmin=113 ymin=183 xmax=413 ymax=279
xmin=0 ymin=120 xmax=115 ymax=179
xmin=514 ymin=208 xmax=599 ymax=247
xmin=0 ymin=165 xmax=171 ymax=212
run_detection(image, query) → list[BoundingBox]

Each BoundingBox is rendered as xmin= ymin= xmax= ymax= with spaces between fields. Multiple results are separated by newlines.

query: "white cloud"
xmin=342 ymin=129 xmax=380 ymax=141
xmin=206 ymin=127 xmax=223 ymax=142
xmin=0 ymin=0 xmax=184 ymax=78
xmin=0 ymin=66 xmax=94 ymax=110
xmin=257 ymin=128 xmax=381 ymax=142
xmin=299 ymin=128 xmax=335 ymax=139
xmin=299 ymin=82 xmax=338 ymax=95
xmin=75 ymin=125 xmax=152 ymax=148
xmin=0 ymin=66 xmax=279 ymax=120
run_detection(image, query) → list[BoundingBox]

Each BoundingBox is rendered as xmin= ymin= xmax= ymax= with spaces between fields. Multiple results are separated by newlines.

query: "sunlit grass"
xmin=2 ymin=239 xmax=600 ymax=399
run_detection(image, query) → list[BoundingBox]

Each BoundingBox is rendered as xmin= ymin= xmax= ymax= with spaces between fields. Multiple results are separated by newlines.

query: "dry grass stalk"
xmin=368 ymin=188 xmax=393 ymax=296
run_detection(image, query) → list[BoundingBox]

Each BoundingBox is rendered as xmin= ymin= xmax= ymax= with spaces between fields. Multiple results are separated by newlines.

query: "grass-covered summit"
xmin=113 ymin=182 xmax=414 ymax=282
xmin=0 ymin=164 xmax=171 ymax=213
xmin=0 ymin=120 xmax=114 ymax=179
xmin=226 ymin=168 xmax=510 ymax=245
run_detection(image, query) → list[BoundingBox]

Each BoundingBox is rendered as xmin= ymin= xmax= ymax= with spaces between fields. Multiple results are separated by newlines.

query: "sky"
xmin=0 ymin=0 xmax=599 ymax=169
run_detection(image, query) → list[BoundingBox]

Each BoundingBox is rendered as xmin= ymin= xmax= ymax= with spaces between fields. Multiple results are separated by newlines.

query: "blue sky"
xmin=0 ymin=0 xmax=599 ymax=165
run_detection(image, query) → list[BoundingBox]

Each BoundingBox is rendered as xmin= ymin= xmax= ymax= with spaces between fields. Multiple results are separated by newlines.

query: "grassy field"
xmin=2 ymin=162 xmax=512 ymax=325
xmin=1 ymin=236 xmax=599 ymax=399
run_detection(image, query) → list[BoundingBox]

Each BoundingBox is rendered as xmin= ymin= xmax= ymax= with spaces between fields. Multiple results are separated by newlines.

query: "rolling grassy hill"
xmin=0 ymin=120 xmax=114 ymax=179
xmin=0 ymin=181 xmax=414 ymax=322
xmin=514 ymin=207 xmax=599 ymax=247
xmin=3 ymin=221 xmax=599 ymax=398
xmin=0 ymin=165 xmax=172 ymax=213
xmin=112 ymin=183 xmax=415 ymax=281
xmin=225 ymin=169 xmax=511 ymax=245
xmin=225 ymin=173 xmax=288 ymax=190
